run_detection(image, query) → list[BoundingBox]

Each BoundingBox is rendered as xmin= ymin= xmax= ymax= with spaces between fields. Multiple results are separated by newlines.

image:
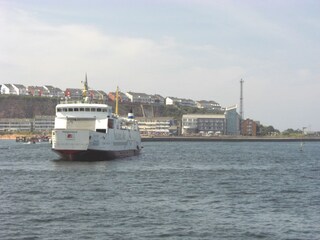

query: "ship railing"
xmin=59 ymin=99 xmax=83 ymax=104
xmin=59 ymin=99 xmax=107 ymax=104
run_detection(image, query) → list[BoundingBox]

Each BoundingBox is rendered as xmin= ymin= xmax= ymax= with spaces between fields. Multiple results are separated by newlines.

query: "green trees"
xmin=282 ymin=128 xmax=303 ymax=136
xmin=257 ymin=125 xmax=280 ymax=136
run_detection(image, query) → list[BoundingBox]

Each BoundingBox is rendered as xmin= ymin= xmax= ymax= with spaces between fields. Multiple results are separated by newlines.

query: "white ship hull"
xmin=52 ymin=129 xmax=141 ymax=161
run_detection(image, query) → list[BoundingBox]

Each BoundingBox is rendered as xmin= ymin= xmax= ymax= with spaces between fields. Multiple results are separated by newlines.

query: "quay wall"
xmin=142 ymin=136 xmax=320 ymax=142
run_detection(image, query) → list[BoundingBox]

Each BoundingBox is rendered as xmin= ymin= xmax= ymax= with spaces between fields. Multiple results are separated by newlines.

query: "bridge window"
xmin=91 ymin=108 xmax=96 ymax=112
xmin=68 ymin=108 xmax=73 ymax=112
xmin=97 ymin=108 xmax=102 ymax=112
xmin=79 ymin=108 xmax=84 ymax=111
xmin=85 ymin=108 xmax=90 ymax=112
xmin=57 ymin=108 xmax=62 ymax=112
xmin=74 ymin=108 xmax=79 ymax=112
xmin=96 ymin=129 xmax=106 ymax=133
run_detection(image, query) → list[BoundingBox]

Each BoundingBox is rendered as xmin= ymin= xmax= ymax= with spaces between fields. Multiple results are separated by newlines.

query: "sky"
xmin=1 ymin=0 xmax=320 ymax=131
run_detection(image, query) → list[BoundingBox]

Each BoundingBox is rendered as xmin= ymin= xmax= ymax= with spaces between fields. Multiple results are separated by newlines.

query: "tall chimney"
xmin=240 ymin=79 xmax=244 ymax=120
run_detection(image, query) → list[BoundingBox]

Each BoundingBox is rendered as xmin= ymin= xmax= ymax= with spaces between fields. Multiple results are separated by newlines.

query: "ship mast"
xmin=115 ymin=86 xmax=119 ymax=115
xmin=82 ymin=73 xmax=89 ymax=102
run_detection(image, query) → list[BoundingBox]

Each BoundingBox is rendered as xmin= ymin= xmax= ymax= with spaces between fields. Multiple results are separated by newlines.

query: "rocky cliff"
xmin=0 ymin=95 xmax=58 ymax=118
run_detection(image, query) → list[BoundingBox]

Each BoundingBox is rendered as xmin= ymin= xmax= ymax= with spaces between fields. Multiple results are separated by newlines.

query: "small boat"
xmin=51 ymin=77 xmax=141 ymax=161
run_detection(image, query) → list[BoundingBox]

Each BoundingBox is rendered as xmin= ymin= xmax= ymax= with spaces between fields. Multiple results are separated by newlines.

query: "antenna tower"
xmin=240 ymin=79 xmax=244 ymax=120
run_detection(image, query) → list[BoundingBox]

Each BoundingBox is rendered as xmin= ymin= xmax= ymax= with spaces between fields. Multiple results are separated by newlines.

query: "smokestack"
xmin=240 ymin=79 xmax=244 ymax=120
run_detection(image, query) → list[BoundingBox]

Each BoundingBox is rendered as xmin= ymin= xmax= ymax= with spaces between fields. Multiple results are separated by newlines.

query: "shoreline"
xmin=0 ymin=134 xmax=45 ymax=140
xmin=1 ymin=134 xmax=319 ymax=142
xmin=0 ymin=134 xmax=26 ymax=140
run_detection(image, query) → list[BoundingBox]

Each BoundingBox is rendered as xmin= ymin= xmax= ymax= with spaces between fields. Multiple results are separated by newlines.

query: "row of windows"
xmin=183 ymin=119 xmax=224 ymax=123
xmin=198 ymin=120 xmax=224 ymax=123
xmin=57 ymin=107 xmax=109 ymax=113
xmin=199 ymin=127 xmax=224 ymax=130
xmin=140 ymin=127 xmax=170 ymax=129
xmin=35 ymin=122 xmax=53 ymax=124
xmin=34 ymin=122 xmax=54 ymax=125
xmin=138 ymin=123 xmax=171 ymax=126
xmin=183 ymin=119 xmax=197 ymax=121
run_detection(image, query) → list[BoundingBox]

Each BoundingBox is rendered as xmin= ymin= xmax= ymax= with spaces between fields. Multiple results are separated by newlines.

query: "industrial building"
xmin=225 ymin=105 xmax=241 ymax=135
xmin=182 ymin=114 xmax=226 ymax=135
xmin=137 ymin=117 xmax=178 ymax=136
xmin=0 ymin=116 xmax=54 ymax=133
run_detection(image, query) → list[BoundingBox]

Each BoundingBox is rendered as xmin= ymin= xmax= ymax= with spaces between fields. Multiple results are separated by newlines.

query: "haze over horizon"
xmin=1 ymin=0 xmax=319 ymax=131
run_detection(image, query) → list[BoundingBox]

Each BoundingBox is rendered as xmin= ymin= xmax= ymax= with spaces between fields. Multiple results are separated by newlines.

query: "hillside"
xmin=0 ymin=95 xmax=219 ymax=119
xmin=0 ymin=95 xmax=59 ymax=118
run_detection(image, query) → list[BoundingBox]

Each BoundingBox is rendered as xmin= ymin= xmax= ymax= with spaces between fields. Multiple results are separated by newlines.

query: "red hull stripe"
xmin=52 ymin=149 xmax=140 ymax=161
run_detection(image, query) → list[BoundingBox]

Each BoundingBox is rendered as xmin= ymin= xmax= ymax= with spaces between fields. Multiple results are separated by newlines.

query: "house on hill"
xmin=44 ymin=85 xmax=64 ymax=98
xmin=13 ymin=84 xmax=28 ymax=95
xmin=166 ymin=97 xmax=197 ymax=107
xmin=65 ymin=88 xmax=83 ymax=100
xmin=196 ymin=100 xmax=221 ymax=111
xmin=154 ymin=94 xmax=165 ymax=105
xmin=28 ymin=86 xmax=50 ymax=97
xmin=0 ymin=84 xmax=27 ymax=95
xmin=1 ymin=84 xmax=15 ymax=95
xmin=88 ymin=90 xmax=107 ymax=102
xmin=96 ymin=90 xmax=108 ymax=102
xmin=108 ymin=91 xmax=130 ymax=102
xmin=126 ymin=92 xmax=155 ymax=104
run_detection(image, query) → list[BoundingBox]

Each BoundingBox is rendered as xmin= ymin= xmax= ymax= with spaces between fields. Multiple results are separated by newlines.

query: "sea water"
xmin=0 ymin=140 xmax=319 ymax=239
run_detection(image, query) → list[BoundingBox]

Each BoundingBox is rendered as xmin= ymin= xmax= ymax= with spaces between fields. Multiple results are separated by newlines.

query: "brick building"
xmin=241 ymin=118 xmax=257 ymax=136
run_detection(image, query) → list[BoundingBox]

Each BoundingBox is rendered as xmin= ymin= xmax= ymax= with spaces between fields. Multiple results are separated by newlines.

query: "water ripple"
xmin=0 ymin=140 xmax=319 ymax=239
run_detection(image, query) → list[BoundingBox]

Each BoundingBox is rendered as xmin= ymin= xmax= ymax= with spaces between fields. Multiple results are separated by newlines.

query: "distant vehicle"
xmin=214 ymin=131 xmax=221 ymax=136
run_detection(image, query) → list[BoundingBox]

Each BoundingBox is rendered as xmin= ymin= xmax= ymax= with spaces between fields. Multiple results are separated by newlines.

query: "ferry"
xmin=51 ymin=79 xmax=141 ymax=161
